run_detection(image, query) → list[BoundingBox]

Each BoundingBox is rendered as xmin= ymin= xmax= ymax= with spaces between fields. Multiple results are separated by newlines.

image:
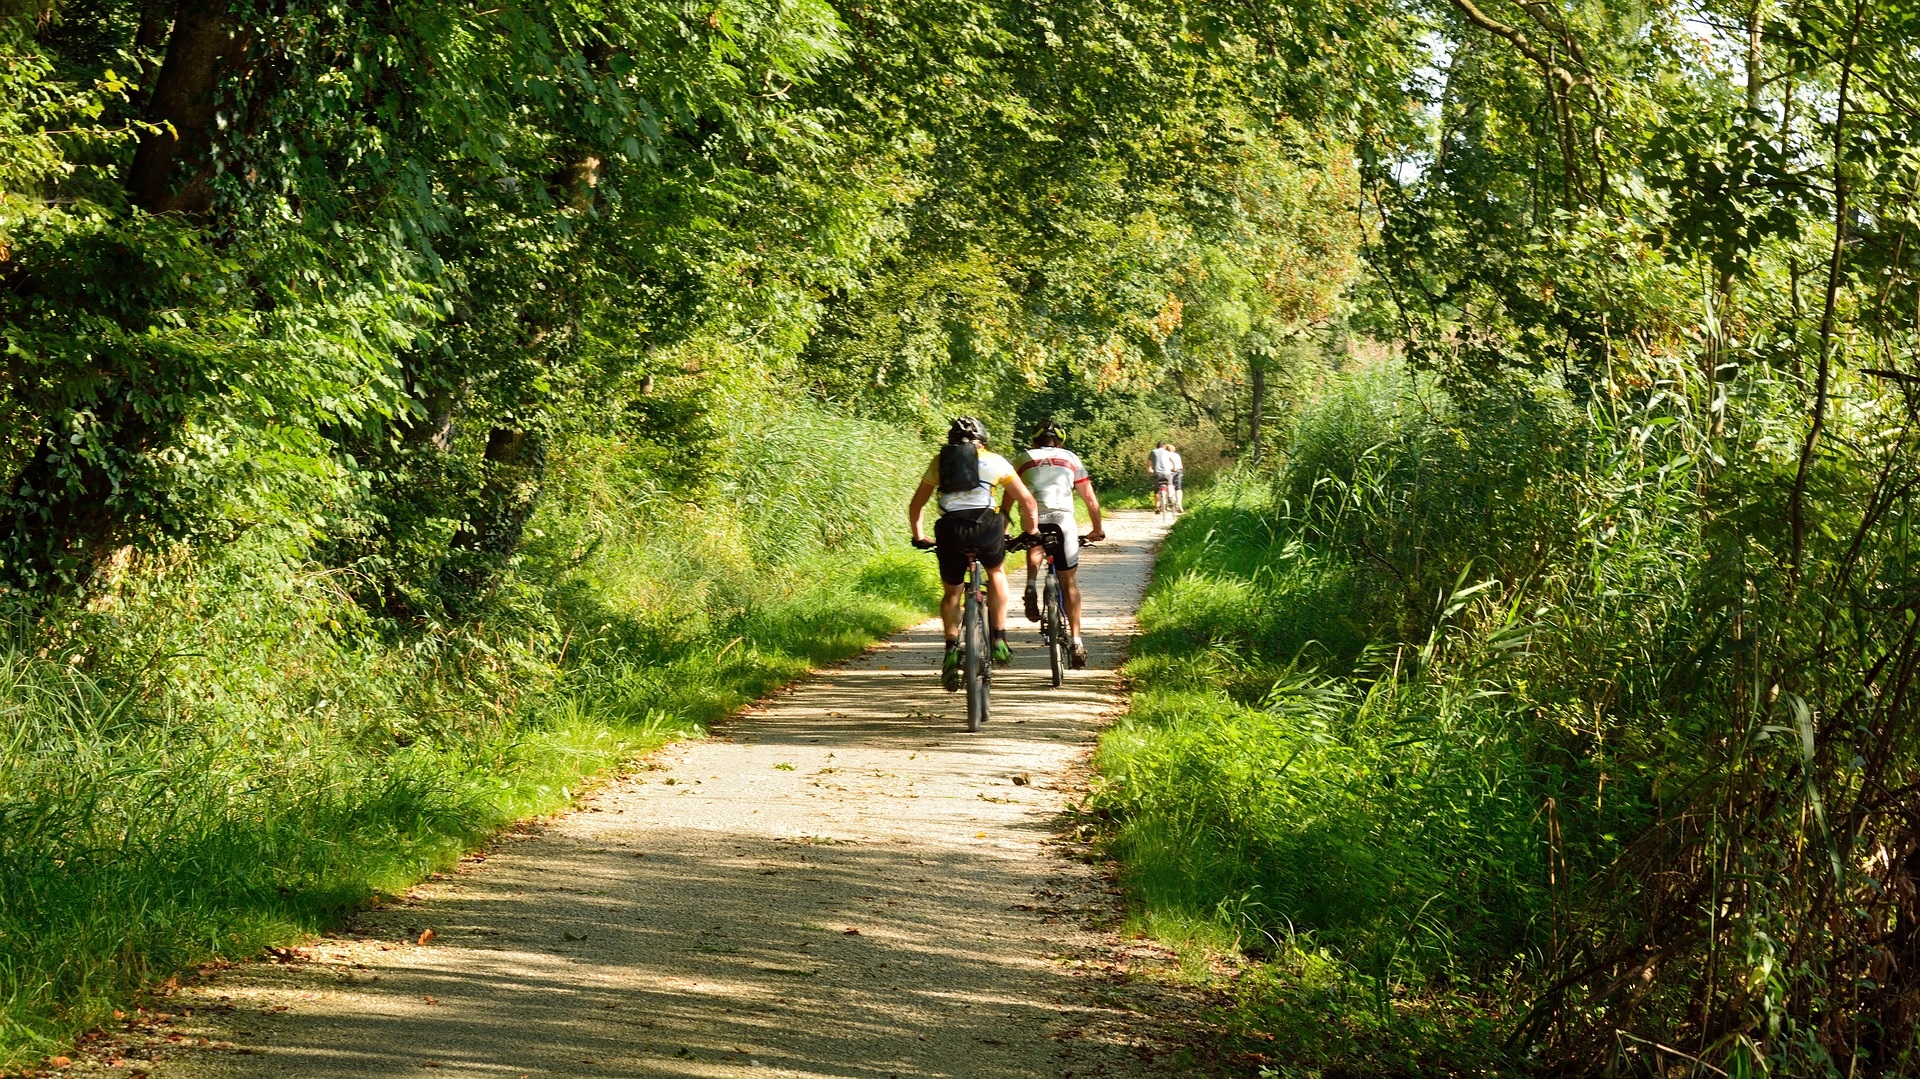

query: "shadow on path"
xmin=157 ymin=513 xmax=1170 ymax=1079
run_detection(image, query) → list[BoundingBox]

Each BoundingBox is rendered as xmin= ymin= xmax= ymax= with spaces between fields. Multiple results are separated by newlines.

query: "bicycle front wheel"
xmin=964 ymin=573 xmax=989 ymax=731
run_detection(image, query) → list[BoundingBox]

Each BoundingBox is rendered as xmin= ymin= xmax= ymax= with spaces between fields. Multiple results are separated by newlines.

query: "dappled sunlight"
xmin=168 ymin=514 xmax=1169 ymax=1079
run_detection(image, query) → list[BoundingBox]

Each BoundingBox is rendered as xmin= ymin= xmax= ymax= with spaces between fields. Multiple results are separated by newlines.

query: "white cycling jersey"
xmin=1014 ymin=447 xmax=1091 ymax=514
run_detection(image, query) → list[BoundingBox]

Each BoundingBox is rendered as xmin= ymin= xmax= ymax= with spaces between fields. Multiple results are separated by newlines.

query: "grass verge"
xmin=1090 ymin=475 xmax=1515 ymax=1077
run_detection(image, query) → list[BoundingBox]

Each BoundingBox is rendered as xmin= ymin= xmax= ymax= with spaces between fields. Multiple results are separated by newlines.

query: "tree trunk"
xmin=441 ymin=428 xmax=547 ymax=598
xmin=0 ymin=404 xmax=159 ymax=593
xmin=1250 ymin=359 xmax=1266 ymax=464
xmin=126 ymin=4 xmax=248 ymax=215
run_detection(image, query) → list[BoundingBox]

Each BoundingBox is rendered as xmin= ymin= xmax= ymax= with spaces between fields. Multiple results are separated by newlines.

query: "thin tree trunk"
xmin=1789 ymin=0 xmax=1866 ymax=574
xmin=1250 ymin=360 xmax=1266 ymax=464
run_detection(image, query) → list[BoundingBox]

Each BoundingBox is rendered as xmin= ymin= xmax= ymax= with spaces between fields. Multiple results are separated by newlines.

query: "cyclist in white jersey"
xmin=1006 ymin=421 xmax=1106 ymax=668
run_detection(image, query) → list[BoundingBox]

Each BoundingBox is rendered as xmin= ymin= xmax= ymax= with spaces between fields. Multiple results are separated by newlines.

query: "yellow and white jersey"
xmin=1014 ymin=447 xmax=1091 ymax=514
xmin=922 ymin=446 xmax=1018 ymax=513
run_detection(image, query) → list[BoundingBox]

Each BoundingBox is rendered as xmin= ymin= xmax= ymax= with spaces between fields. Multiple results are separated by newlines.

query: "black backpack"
xmin=937 ymin=443 xmax=981 ymax=494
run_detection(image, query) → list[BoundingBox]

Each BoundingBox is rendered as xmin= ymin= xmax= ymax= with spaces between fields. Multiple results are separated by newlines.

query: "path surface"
xmin=145 ymin=512 xmax=1172 ymax=1079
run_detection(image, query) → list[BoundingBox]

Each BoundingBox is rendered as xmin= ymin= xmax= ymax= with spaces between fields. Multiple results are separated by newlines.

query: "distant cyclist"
xmin=1006 ymin=421 xmax=1106 ymax=668
xmin=1148 ymin=442 xmax=1178 ymax=515
xmin=908 ymin=417 xmax=1040 ymax=691
xmin=1167 ymin=442 xmax=1185 ymax=512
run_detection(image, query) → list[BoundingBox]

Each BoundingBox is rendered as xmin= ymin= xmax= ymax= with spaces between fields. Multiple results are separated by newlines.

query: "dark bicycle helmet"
xmin=947 ymin=416 xmax=989 ymax=444
xmin=1030 ymin=420 xmax=1066 ymax=447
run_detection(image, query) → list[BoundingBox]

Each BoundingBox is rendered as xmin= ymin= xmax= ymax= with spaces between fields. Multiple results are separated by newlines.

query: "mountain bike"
xmin=1153 ymin=475 xmax=1173 ymax=521
xmin=917 ymin=541 xmax=992 ymax=731
xmin=1025 ymin=528 xmax=1097 ymax=687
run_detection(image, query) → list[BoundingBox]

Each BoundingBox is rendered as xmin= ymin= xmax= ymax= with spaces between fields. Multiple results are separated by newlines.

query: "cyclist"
xmin=1006 ymin=421 xmax=1106 ymax=669
xmin=907 ymin=417 xmax=1040 ymax=691
xmin=1148 ymin=442 xmax=1177 ymax=514
xmin=1167 ymin=442 xmax=1186 ymax=512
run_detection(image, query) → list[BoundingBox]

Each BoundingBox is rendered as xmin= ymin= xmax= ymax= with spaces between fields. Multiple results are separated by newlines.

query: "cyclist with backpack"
xmin=908 ymin=418 xmax=1040 ymax=691
xmin=1006 ymin=422 xmax=1106 ymax=669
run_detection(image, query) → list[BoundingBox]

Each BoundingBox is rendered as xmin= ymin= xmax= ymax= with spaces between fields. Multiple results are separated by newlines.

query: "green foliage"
xmin=1106 ymin=330 xmax=1920 ymax=1073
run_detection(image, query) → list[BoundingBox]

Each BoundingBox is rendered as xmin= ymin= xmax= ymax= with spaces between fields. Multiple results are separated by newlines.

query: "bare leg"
xmin=1062 ymin=568 xmax=1084 ymax=639
xmin=940 ymin=583 xmax=964 ymax=640
xmin=1025 ymin=545 xmax=1044 ymax=590
xmin=986 ymin=566 xmax=1011 ymax=632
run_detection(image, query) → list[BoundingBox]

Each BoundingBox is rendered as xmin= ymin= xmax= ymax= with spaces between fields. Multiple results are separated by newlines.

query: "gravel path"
xmin=147 ymin=511 xmax=1171 ymax=1079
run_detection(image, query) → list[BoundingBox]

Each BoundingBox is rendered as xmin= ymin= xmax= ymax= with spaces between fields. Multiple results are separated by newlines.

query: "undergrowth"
xmin=1101 ymin=355 xmax=1920 ymax=1075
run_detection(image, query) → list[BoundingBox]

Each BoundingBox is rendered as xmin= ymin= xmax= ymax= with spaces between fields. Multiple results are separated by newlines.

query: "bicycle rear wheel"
xmin=1045 ymin=572 xmax=1065 ymax=687
xmin=963 ymin=568 xmax=989 ymax=731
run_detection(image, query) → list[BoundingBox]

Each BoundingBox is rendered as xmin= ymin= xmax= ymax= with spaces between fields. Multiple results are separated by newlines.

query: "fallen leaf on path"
xmin=1012 ymin=773 xmax=1030 ymax=786
xmin=843 ymin=927 xmax=862 ymax=935
xmin=417 ymin=929 xmax=435 ymax=945
xmin=425 ymin=1061 xmax=442 ymax=1069
xmin=423 ymin=995 xmax=440 ymax=1005
xmin=47 ymin=1056 xmax=70 ymax=1068
xmin=975 ymin=831 xmax=987 ymax=838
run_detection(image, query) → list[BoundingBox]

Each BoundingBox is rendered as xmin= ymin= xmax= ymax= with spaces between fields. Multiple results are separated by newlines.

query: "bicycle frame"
xmin=921 ymin=543 xmax=992 ymax=731
xmin=1029 ymin=529 xmax=1094 ymax=687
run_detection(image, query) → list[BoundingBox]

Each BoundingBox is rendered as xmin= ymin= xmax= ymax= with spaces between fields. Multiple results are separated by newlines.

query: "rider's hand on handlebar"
xmin=911 ymin=536 xmax=936 ymax=550
xmin=1086 ymin=527 xmax=1106 ymax=543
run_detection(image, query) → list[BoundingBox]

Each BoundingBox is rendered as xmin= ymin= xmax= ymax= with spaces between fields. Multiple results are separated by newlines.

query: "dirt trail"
xmin=150 ymin=511 xmax=1172 ymax=1079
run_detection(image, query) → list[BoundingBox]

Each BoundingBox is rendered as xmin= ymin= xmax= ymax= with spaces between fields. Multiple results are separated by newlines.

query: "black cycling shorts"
xmin=934 ymin=509 xmax=1007 ymax=585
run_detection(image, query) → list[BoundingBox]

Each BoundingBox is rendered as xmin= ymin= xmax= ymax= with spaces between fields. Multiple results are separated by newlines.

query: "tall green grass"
xmin=1096 ymin=486 xmax=1529 ymax=1074
xmin=0 ymin=399 xmax=937 ymax=1066
xmin=1092 ymin=365 xmax=1684 ymax=1073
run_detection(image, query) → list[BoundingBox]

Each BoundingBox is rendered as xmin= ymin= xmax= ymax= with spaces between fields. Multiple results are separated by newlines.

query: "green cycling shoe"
xmin=942 ymin=644 xmax=963 ymax=691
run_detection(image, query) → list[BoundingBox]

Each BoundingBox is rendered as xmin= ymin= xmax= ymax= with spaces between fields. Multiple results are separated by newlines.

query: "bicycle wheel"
xmin=963 ymin=566 xmax=988 ymax=731
xmin=1045 ymin=572 xmax=1065 ymax=687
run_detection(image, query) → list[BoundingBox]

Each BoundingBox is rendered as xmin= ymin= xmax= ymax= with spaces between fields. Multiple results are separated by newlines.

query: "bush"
xmin=1101 ymin=355 xmax=1920 ymax=1074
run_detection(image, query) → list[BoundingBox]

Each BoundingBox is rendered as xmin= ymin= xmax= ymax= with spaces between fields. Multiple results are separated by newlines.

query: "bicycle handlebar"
xmin=914 ymin=534 xmax=1100 ymax=552
xmin=1006 ymin=533 xmax=1099 ymax=552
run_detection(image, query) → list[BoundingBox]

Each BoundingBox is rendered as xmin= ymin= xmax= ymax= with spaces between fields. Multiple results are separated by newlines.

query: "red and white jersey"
xmin=1014 ymin=447 xmax=1092 ymax=514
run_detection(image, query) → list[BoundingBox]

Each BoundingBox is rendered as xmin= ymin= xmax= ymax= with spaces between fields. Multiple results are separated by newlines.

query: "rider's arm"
xmin=1004 ymin=474 xmax=1039 ymax=534
xmin=1076 ymin=479 xmax=1106 ymax=541
xmin=908 ymin=478 xmax=936 ymax=543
